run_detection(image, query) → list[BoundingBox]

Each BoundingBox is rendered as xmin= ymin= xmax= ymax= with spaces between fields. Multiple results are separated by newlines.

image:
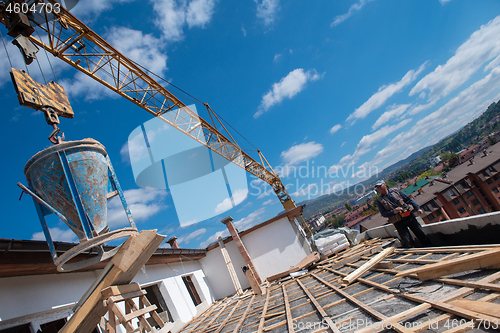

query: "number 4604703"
xmin=5 ymin=2 xmax=61 ymax=15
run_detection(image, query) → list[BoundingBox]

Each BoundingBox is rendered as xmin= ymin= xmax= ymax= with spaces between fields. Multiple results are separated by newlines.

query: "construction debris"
xmin=179 ymin=239 xmax=500 ymax=333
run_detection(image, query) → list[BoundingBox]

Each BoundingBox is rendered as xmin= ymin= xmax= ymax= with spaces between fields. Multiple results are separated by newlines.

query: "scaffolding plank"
xmin=341 ymin=247 xmax=394 ymax=286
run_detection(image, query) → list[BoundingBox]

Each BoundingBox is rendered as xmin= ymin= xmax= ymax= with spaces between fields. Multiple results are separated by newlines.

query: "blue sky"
xmin=2 ymin=0 xmax=500 ymax=249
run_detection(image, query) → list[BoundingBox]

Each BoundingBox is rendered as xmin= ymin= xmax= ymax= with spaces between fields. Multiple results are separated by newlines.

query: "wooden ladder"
xmin=101 ymin=283 xmax=171 ymax=333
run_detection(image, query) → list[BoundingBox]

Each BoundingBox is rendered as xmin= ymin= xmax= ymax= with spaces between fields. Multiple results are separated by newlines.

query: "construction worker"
xmin=375 ymin=180 xmax=432 ymax=248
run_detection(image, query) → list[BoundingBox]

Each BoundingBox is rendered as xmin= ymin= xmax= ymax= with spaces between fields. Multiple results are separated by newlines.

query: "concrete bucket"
xmin=19 ymin=139 xmax=137 ymax=272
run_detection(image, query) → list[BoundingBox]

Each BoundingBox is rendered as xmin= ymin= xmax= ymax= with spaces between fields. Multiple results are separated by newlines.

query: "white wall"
xmin=0 ymin=261 xmax=213 ymax=333
xmin=199 ymin=240 xmax=250 ymax=301
xmin=242 ymin=217 xmax=310 ymax=280
xmin=201 ymin=216 xmax=310 ymax=300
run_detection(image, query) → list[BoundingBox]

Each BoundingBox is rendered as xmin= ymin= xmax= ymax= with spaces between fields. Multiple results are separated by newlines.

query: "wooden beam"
xmin=450 ymin=299 xmax=500 ymax=319
xmin=59 ymin=230 xmax=165 ymax=333
xmin=267 ymin=252 xmax=320 ymax=282
xmin=213 ymin=300 xmax=242 ymax=333
xmin=232 ymin=295 xmax=255 ymax=333
xmin=218 ymin=236 xmax=243 ymax=295
xmin=341 ymin=247 xmax=394 ymax=286
xmin=257 ymin=287 xmax=271 ymax=333
xmin=396 ymin=248 xmax=500 ymax=281
xmin=311 ymin=273 xmax=414 ymax=333
xmin=282 ymin=284 xmax=295 ymax=333
xmin=296 ymin=279 xmax=341 ymax=333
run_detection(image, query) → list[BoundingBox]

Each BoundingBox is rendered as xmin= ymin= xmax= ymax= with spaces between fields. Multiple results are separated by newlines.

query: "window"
xmin=446 ymin=189 xmax=455 ymax=197
xmin=429 ymin=200 xmax=438 ymax=208
xmin=182 ymin=275 xmax=202 ymax=306
xmin=452 ymin=198 xmax=460 ymax=205
xmin=494 ymin=175 xmax=499 ymax=181
xmin=488 ymin=166 xmax=496 ymax=173
xmin=472 ymin=199 xmax=480 ymax=206
xmin=39 ymin=319 xmax=66 ymax=333
xmin=494 ymin=188 xmax=499 ymax=194
xmin=478 ymin=208 xmax=486 ymax=214
xmin=422 ymin=205 xmax=430 ymax=212
xmin=465 ymin=191 xmax=474 ymax=198
xmin=458 ymin=207 xmax=466 ymax=214
xmin=427 ymin=213 xmax=435 ymax=221
xmin=144 ymin=284 xmax=173 ymax=323
xmin=487 ymin=179 xmax=493 ymax=185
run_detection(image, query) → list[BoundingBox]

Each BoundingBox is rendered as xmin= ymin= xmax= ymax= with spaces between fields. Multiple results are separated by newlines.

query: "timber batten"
xmin=179 ymin=239 xmax=500 ymax=333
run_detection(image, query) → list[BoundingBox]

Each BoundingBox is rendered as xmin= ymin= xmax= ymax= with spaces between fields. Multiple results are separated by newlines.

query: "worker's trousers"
xmin=394 ymin=215 xmax=432 ymax=248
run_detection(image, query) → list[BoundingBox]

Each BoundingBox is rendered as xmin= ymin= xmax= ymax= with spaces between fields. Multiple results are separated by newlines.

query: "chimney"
xmin=221 ymin=216 xmax=262 ymax=284
xmin=167 ymin=236 xmax=179 ymax=249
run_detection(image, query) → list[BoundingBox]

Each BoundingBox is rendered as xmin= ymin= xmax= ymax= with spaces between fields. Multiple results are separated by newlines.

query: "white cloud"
xmin=214 ymin=188 xmax=248 ymax=214
xmin=281 ymin=141 xmax=324 ymax=165
xmin=177 ymin=228 xmax=206 ymax=245
xmin=255 ymin=68 xmax=322 ymax=118
xmin=372 ymin=104 xmax=411 ymax=130
xmin=329 ymin=119 xmax=412 ymax=174
xmin=439 ymin=0 xmax=452 ymax=4
xmin=152 ymin=0 xmax=217 ymax=42
xmin=274 ymin=54 xmax=282 ymax=62
xmin=262 ymin=199 xmax=275 ymax=205
xmin=255 ymin=0 xmax=280 ymax=27
xmin=346 ymin=63 xmax=426 ymax=124
xmin=410 ymin=16 xmax=500 ymax=102
xmin=331 ymin=0 xmax=374 ymax=27
xmin=71 ymin=0 xmax=136 ymax=20
xmin=186 ymin=0 xmax=217 ymax=28
xmin=329 ymin=124 xmax=342 ymax=134
xmin=32 ymin=227 xmax=77 ymax=243
xmin=107 ymin=188 xmax=168 ymax=228
xmin=371 ymin=65 xmax=500 ymax=169
xmin=198 ymin=207 xmax=267 ymax=248
xmin=233 ymin=207 xmax=266 ymax=230
xmin=198 ymin=230 xmax=228 ymax=248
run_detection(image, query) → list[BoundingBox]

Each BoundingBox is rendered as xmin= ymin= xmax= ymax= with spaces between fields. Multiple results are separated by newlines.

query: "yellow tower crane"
xmin=0 ymin=0 xmax=313 ymax=236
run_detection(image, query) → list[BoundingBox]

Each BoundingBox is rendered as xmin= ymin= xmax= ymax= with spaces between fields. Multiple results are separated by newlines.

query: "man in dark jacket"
xmin=375 ymin=180 xmax=432 ymax=248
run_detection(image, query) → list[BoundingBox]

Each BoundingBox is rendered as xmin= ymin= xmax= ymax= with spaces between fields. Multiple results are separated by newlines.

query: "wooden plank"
xmin=450 ymin=299 xmax=500 ymax=318
xmin=122 ymin=305 xmax=157 ymax=322
xmin=257 ymin=286 xmax=271 ymax=333
xmin=232 ymin=295 xmax=255 ymax=333
xmin=218 ymin=236 xmax=243 ymax=295
xmin=267 ymin=252 xmax=320 ymax=282
xmin=244 ymin=267 xmax=262 ymax=295
xmin=396 ymin=248 xmax=500 ymax=281
xmin=296 ymin=279 xmax=341 ymax=333
xmin=282 ymin=284 xmax=295 ymax=333
xmin=374 ymin=261 xmax=394 ymax=269
xmin=197 ymin=301 xmax=230 ymax=333
xmin=341 ymin=247 xmax=394 ymax=286
xmin=141 ymin=294 xmax=165 ymax=329
xmin=102 ymin=283 xmax=141 ymax=298
xmin=107 ymin=290 xmax=147 ymax=303
xmin=59 ymin=230 xmax=166 ymax=333
xmin=311 ymin=273 xmax=414 ymax=333
xmin=213 ymin=300 xmax=242 ymax=333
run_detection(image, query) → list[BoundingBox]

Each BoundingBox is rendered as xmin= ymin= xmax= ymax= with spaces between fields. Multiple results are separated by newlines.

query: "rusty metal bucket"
xmin=19 ymin=139 xmax=137 ymax=271
xmin=25 ymin=139 xmax=109 ymax=240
